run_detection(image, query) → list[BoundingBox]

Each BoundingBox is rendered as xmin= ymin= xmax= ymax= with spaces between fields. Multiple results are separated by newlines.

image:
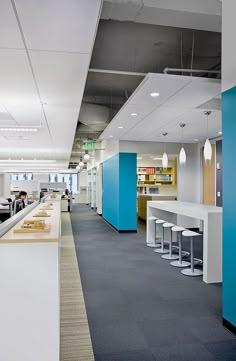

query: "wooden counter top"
xmin=0 ymin=201 xmax=61 ymax=244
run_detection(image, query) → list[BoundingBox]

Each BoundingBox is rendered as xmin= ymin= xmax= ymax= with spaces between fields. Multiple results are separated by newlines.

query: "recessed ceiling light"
xmin=150 ymin=92 xmax=160 ymax=97
xmin=0 ymin=127 xmax=38 ymax=132
xmin=109 ymin=135 xmax=114 ymax=138
xmin=137 ymin=157 xmax=142 ymax=160
xmin=194 ymin=139 xmax=199 ymax=142
xmin=131 ymin=113 xmax=138 ymax=116
xmin=118 ymin=126 xmax=123 ymax=129
xmin=218 ymin=131 xmax=222 ymax=135
xmin=153 ymin=157 xmax=163 ymax=160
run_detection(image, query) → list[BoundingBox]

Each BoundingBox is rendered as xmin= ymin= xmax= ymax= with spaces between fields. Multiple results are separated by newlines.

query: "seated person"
xmin=13 ymin=191 xmax=27 ymax=214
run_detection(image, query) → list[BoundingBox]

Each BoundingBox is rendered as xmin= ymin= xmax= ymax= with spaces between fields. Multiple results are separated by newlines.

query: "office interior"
xmin=0 ymin=1 xmax=235 ymax=361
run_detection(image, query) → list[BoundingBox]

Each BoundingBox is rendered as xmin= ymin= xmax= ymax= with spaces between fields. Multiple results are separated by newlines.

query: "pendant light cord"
xmin=207 ymin=113 xmax=209 ymax=138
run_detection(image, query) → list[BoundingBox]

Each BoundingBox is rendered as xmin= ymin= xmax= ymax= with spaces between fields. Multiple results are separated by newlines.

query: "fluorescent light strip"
xmin=0 ymin=128 xmax=38 ymax=132
xmin=0 ymin=159 xmax=56 ymax=163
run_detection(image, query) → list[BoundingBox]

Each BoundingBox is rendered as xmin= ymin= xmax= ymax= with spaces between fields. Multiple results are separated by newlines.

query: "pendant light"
xmin=203 ymin=111 xmax=212 ymax=161
xmin=79 ymin=157 xmax=84 ymax=167
xmin=83 ymin=150 xmax=90 ymax=161
xmin=179 ymin=123 xmax=186 ymax=165
xmin=162 ymin=132 xmax=168 ymax=169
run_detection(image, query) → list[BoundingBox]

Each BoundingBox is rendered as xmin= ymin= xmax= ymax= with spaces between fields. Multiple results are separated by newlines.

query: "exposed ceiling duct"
xmin=101 ymin=0 xmax=222 ymax=32
xmin=79 ymin=103 xmax=110 ymax=132
xmin=71 ymin=2 xmax=222 ymax=160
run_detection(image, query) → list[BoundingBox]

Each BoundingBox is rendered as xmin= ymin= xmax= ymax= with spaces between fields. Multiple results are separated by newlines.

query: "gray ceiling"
xmin=85 ymin=20 xmax=221 ymax=111
xmin=70 ymin=5 xmax=221 ymax=163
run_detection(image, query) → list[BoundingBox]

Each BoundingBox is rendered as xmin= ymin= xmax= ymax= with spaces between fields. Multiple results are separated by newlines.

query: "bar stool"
xmin=181 ymin=230 xmax=203 ymax=277
xmin=170 ymin=226 xmax=190 ymax=267
xmin=153 ymin=219 xmax=166 ymax=248
xmin=161 ymin=223 xmax=179 ymax=260
xmin=154 ymin=222 xmax=174 ymax=254
xmin=147 ymin=216 xmax=160 ymax=247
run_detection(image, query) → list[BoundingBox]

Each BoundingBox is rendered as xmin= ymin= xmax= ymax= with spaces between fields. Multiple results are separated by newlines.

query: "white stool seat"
xmin=154 ymin=219 xmax=169 ymax=254
xmin=163 ymin=222 xmax=174 ymax=228
xmin=148 ymin=216 xmax=157 ymax=221
xmin=170 ymin=226 xmax=190 ymax=268
xmin=182 ymin=230 xmax=200 ymax=237
xmin=172 ymin=226 xmax=185 ymax=232
xmin=155 ymin=219 xmax=165 ymax=224
xmin=161 ymin=223 xmax=179 ymax=261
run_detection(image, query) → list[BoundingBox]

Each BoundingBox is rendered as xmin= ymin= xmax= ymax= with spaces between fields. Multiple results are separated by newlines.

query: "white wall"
xmin=3 ymin=174 xmax=11 ymax=198
xmin=79 ymin=170 xmax=87 ymax=188
xmin=0 ymin=174 xmax=4 ymax=196
xmin=96 ymin=163 xmax=102 ymax=215
xmin=88 ymin=139 xmax=120 ymax=170
xmin=137 ymin=159 xmax=176 ymax=168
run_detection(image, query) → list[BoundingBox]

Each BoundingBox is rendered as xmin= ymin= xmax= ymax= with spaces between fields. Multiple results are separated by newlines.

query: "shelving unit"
xmin=137 ymin=166 xmax=176 ymax=195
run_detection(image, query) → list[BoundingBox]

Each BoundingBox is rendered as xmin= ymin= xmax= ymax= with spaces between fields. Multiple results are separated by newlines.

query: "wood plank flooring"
xmin=60 ymin=212 xmax=94 ymax=361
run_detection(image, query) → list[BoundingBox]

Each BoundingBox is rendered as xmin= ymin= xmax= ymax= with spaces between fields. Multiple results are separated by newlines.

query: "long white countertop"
xmin=0 ymin=200 xmax=61 ymax=360
xmin=148 ymin=200 xmax=222 ymax=220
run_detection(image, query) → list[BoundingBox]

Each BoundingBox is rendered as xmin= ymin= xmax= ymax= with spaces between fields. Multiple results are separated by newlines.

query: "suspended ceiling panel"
xmin=0 ymin=0 xmax=102 ymax=171
xmin=100 ymin=73 xmax=221 ymax=143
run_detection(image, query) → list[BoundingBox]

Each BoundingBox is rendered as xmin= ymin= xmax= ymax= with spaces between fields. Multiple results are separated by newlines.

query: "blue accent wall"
xmin=103 ymin=153 xmax=137 ymax=231
xmin=222 ymin=86 xmax=236 ymax=326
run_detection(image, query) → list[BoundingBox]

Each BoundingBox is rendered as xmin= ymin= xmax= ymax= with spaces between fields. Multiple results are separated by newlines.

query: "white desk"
xmin=147 ymin=201 xmax=222 ymax=284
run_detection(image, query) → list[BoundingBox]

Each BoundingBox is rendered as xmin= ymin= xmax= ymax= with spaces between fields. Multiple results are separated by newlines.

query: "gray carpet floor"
xmin=71 ymin=204 xmax=236 ymax=361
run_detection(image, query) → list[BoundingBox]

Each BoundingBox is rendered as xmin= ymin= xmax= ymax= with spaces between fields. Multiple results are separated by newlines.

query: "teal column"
xmin=222 ymin=86 xmax=236 ymax=333
xmin=103 ymin=153 xmax=137 ymax=231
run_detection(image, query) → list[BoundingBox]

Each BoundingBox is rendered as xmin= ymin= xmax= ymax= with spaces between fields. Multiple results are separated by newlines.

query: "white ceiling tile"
xmin=30 ymin=51 xmax=90 ymax=107
xmin=44 ymin=105 xmax=79 ymax=155
xmin=129 ymin=74 xmax=191 ymax=106
xmin=0 ymin=49 xmax=39 ymax=106
xmin=101 ymin=73 xmax=222 ymax=143
xmin=15 ymin=0 xmax=102 ymax=53
xmin=0 ymin=0 xmax=23 ymax=48
xmin=165 ymin=78 xmax=221 ymax=109
xmin=6 ymin=104 xmax=43 ymax=126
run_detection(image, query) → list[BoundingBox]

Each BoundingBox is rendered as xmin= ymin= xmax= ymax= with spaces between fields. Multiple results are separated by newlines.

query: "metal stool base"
xmin=154 ymin=248 xmax=169 ymax=254
xmin=161 ymin=254 xmax=179 ymax=260
xmin=181 ymin=268 xmax=203 ymax=277
xmin=147 ymin=243 xmax=161 ymax=248
xmin=171 ymin=260 xmax=190 ymax=268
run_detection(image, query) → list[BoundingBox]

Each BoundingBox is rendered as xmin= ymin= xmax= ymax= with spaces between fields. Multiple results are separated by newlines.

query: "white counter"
xmin=0 ymin=202 xmax=61 ymax=361
xmin=147 ymin=201 xmax=222 ymax=284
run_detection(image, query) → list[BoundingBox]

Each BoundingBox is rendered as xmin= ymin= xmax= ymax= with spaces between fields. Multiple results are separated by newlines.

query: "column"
xmin=103 ymin=153 xmax=137 ymax=232
xmin=222 ymin=0 xmax=236 ymax=334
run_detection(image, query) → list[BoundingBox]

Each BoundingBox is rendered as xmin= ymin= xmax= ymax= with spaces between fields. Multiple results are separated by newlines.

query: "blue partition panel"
xmin=222 ymin=86 xmax=236 ymax=330
xmin=119 ymin=153 xmax=137 ymax=231
xmin=103 ymin=153 xmax=137 ymax=231
xmin=103 ymin=153 xmax=119 ymax=229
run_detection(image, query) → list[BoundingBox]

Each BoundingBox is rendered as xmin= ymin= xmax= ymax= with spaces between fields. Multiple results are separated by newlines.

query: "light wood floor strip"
xmin=60 ymin=213 xmax=95 ymax=361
